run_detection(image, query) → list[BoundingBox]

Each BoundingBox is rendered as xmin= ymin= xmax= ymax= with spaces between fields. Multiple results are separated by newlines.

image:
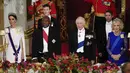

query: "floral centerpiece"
xmin=92 ymin=61 xmax=119 ymax=73
xmin=0 ymin=53 xmax=120 ymax=73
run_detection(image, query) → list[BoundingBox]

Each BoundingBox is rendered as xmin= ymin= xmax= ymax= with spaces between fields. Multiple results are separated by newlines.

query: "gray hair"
xmin=112 ymin=18 xmax=124 ymax=31
xmin=75 ymin=16 xmax=86 ymax=25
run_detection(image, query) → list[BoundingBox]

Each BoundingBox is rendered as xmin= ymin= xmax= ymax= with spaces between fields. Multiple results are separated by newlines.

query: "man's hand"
xmin=128 ymin=48 xmax=130 ymax=51
xmin=98 ymin=53 xmax=102 ymax=57
xmin=91 ymin=60 xmax=95 ymax=65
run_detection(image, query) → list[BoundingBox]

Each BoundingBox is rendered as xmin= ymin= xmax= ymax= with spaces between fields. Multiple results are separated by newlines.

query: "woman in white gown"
xmin=4 ymin=13 xmax=26 ymax=63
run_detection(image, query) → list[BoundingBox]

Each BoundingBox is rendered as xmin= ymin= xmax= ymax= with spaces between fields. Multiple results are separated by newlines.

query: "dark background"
xmin=66 ymin=0 xmax=130 ymax=32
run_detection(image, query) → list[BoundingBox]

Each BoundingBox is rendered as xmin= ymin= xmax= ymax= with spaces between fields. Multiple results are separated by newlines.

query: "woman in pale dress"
xmin=4 ymin=13 xmax=26 ymax=63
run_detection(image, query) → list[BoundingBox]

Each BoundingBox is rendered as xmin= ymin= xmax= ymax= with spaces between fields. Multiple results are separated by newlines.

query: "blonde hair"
xmin=75 ymin=16 xmax=86 ymax=25
xmin=112 ymin=18 xmax=124 ymax=31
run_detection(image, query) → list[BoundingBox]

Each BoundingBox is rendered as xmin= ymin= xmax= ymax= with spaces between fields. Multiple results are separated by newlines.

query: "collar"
xmin=42 ymin=25 xmax=50 ymax=29
xmin=106 ymin=20 xmax=112 ymax=24
xmin=48 ymin=15 xmax=51 ymax=20
xmin=78 ymin=28 xmax=85 ymax=33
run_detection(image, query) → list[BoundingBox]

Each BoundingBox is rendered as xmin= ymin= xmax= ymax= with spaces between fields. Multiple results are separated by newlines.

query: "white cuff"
xmin=76 ymin=48 xmax=84 ymax=53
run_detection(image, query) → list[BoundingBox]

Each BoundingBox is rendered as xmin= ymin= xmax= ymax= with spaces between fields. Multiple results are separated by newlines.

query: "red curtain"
xmin=66 ymin=0 xmax=130 ymax=32
xmin=66 ymin=0 xmax=92 ymax=20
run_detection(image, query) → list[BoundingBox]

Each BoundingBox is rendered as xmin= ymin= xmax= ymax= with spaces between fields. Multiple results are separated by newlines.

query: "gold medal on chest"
xmin=102 ymin=0 xmax=111 ymax=6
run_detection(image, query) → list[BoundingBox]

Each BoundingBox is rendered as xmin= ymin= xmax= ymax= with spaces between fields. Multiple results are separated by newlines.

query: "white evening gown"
xmin=4 ymin=26 xmax=26 ymax=63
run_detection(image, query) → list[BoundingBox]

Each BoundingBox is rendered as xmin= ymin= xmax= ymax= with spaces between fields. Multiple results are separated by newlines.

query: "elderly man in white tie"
xmin=69 ymin=16 xmax=96 ymax=64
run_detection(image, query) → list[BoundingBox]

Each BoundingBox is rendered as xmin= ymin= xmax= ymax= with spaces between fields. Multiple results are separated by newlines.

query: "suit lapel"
xmin=39 ymin=29 xmax=44 ymax=52
xmin=75 ymin=29 xmax=78 ymax=50
xmin=48 ymin=26 xmax=53 ymax=50
xmin=51 ymin=17 xmax=54 ymax=26
xmin=84 ymin=29 xmax=87 ymax=48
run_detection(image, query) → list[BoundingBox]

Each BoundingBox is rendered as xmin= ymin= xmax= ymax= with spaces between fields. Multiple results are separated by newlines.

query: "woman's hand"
xmin=111 ymin=54 xmax=116 ymax=60
xmin=111 ymin=54 xmax=121 ymax=60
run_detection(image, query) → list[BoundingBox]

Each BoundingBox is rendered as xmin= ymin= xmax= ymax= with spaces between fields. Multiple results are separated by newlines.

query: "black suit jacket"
xmin=69 ymin=28 xmax=96 ymax=61
xmin=32 ymin=21 xmax=61 ymax=58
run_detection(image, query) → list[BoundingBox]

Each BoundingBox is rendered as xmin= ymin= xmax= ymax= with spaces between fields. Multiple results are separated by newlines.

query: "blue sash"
xmin=78 ymin=41 xmax=84 ymax=49
xmin=8 ymin=27 xmax=20 ymax=63
xmin=110 ymin=35 xmax=121 ymax=52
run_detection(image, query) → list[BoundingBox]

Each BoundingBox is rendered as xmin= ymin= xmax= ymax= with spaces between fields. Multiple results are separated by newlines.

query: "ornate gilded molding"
xmin=57 ymin=0 xmax=68 ymax=41
xmin=0 ymin=0 xmax=4 ymax=9
xmin=0 ymin=0 xmax=4 ymax=30
xmin=0 ymin=30 xmax=8 ymax=52
xmin=121 ymin=0 xmax=126 ymax=20
xmin=24 ymin=27 xmax=34 ymax=39
xmin=121 ymin=0 xmax=126 ymax=15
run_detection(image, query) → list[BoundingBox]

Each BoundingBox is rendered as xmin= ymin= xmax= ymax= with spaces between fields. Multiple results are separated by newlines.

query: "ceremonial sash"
xmin=110 ymin=35 xmax=121 ymax=52
xmin=8 ymin=27 xmax=20 ymax=63
xmin=43 ymin=29 xmax=48 ymax=43
xmin=78 ymin=41 xmax=84 ymax=49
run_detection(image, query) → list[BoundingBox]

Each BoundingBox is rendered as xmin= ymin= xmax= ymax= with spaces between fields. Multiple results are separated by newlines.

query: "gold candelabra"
xmin=0 ymin=44 xmax=8 ymax=52
xmin=0 ymin=30 xmax=8 ymax=52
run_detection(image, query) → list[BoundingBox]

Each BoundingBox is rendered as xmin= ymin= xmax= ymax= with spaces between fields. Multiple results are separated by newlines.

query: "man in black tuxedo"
xmin=32 ymin=16 xmax=61 ymax=61
xmin=69 ymin=16 xmax=96 ymax=63
xmin=38 ymin=4 xmax=60 ymax=31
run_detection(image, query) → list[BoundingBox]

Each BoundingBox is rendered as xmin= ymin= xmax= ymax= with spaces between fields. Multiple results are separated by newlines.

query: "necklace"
xmin=114 ymin=31 xmax=121 ymax=36
xmin=78 ymin=32 xmax=81 ymax=37
xmin=78 ymin=34 xmax=81 ymax=37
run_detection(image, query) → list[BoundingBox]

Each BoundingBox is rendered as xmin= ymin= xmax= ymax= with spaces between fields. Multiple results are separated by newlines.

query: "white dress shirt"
xmin=105 ymin=21 xmax=112 ymax=40
xmin=77 ymin=28 xmax=85 ymax=53
xmin=48 ymin=15 xmax=51 ymax=20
